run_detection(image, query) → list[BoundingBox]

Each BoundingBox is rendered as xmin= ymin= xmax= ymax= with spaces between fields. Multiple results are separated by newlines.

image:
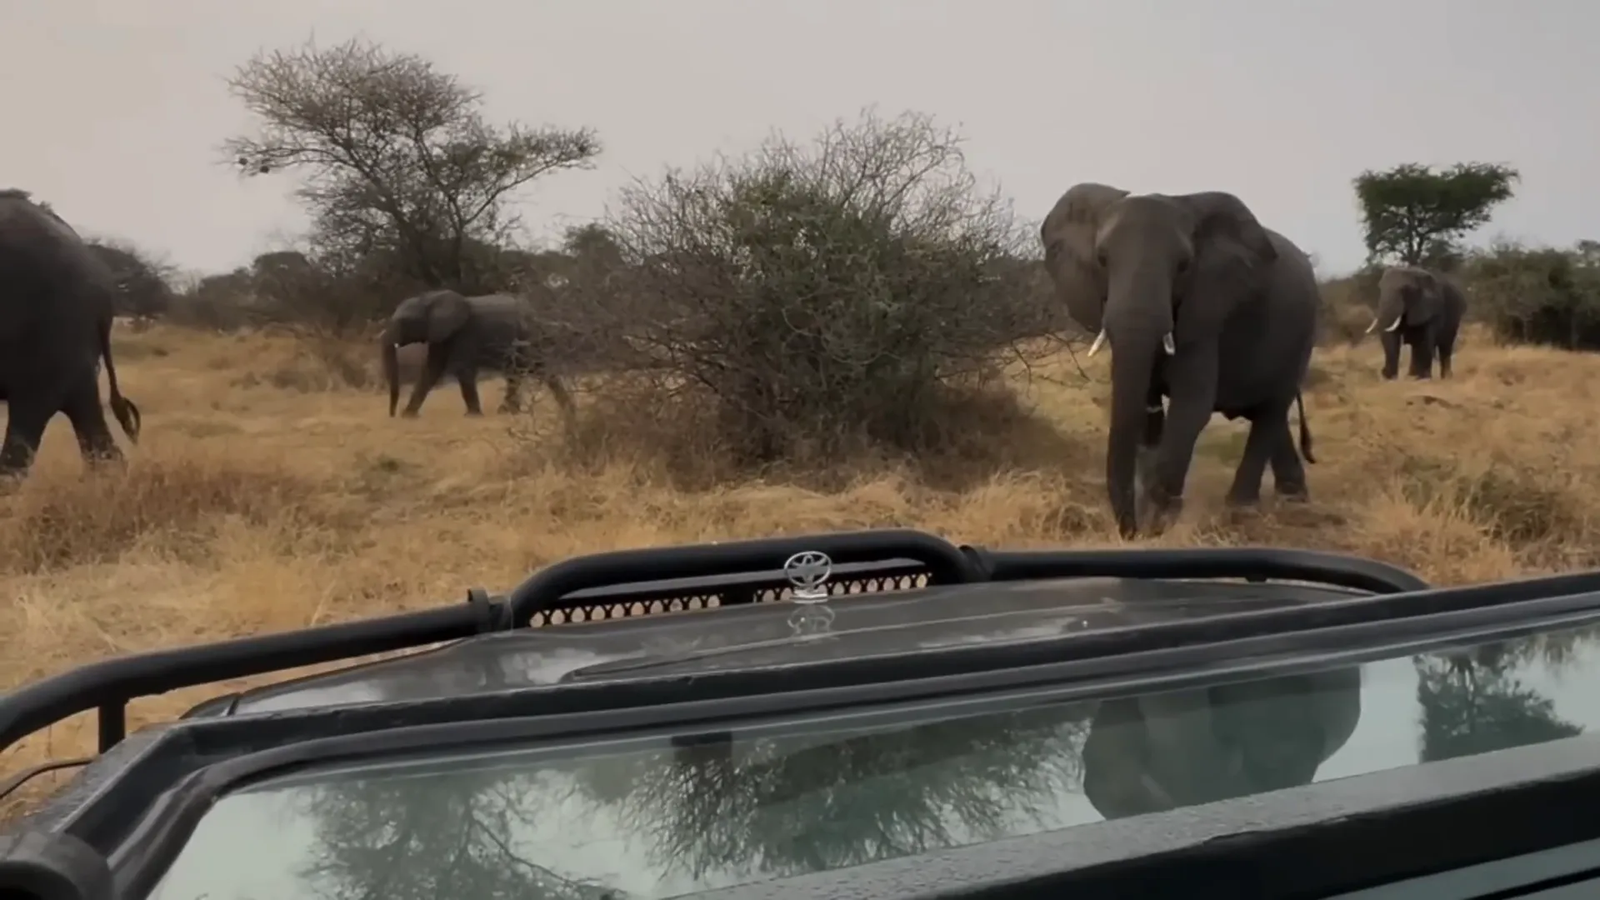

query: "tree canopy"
xmin=220 ymin=36 xmax=602 ymax=296
xmin=1353 ymin=162 xmax=1519 ymax=268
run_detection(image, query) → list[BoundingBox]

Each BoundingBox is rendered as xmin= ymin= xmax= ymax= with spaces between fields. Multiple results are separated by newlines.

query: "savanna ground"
xmin=3 ymin=321 xmax=1597 ymax=817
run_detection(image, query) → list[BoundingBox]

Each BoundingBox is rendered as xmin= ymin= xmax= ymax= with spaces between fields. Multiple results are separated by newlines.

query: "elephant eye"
xmin=1096 ymin=248 xmax=1110 ymax=268
xmin=1175 ymin=256 xmax=1192 ymax=275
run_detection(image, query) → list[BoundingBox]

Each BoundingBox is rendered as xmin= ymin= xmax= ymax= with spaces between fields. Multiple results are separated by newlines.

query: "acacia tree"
xmin=221 ymin=37 xmax=602 ymax=300
xmin=1353 ymin=162 xmax=1519 ymax=268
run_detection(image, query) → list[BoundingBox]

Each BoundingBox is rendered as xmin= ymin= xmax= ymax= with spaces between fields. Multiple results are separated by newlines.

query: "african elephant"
xmin=390 ymin=342 xmax=453 ymax=387
xmin=383 ymin=289 xmax=574 ymax=419
xmin=0 ymin=190 xmax=141 ymax=478
xmin=1041 ymin=184 xmax=1319 ymax=538
xmin=1368 ymin=265 xmax=1466 ymax=380
xmin=1081 ymin=666 xmax=1361 ymax=819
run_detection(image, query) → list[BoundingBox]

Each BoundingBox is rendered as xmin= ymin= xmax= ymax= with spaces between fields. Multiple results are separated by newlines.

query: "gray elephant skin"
xmin=1041 ymin=184 xmax=1320 ymax=538
xmin=390 ymin=342 xmax=454 ymax=387
xmin=1368 ymin=265 xmax=1466 ymax=380
xmin=1081 ymin=666 xmax=1361 ymax=819
xmin=382 ymin=289 xmax=574 ymax=419
xmin=0 ymin=190 xmax=141 ymax=478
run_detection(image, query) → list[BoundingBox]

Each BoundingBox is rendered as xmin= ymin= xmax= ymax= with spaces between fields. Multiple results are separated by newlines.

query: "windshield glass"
xmin=149 ymin=623 xmax=1600 ymax=900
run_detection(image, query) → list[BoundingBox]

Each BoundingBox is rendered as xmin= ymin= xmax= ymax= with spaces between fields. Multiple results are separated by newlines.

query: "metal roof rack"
xmin=0 ymin=528 xmax=1430 ymax=762
xmin=11 ymin=529 xmax=1600 ymax=900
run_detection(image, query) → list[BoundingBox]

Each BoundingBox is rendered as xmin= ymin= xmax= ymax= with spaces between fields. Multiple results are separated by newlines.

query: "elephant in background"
xmin=1368 ymin=265 xmax=1466 ymax=380
xmin=382 ymin=289 xmax=574 ymax=419
xmin=1081 ymin=666 xmax=1361 ymax=819
xmin=1040 ymin=183 xmax=1320 ymax=538
xmin=0 ymin=189 xmax=141 ymax=478
xmin=390 ymin=342 xmax=454 ymax=387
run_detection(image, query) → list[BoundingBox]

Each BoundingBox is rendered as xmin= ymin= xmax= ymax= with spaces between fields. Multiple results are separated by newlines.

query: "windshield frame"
xmin=90 ymin=600 xmax=1600 ymax=900
xmin=37 ymin=585 xmax=1600 ymax=855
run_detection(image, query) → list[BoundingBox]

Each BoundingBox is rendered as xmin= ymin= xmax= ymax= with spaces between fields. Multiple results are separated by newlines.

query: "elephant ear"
xmin=1040 ymin=183 xmax=1129 ymax=334
xmin=1410 ymin=269 xmax=1445 ymax=325
xmin=1208 ymin=668 xmax=1362 ymax=792
xmin=1181 ymin=192 xmax=1277 ymax=265
xmin=1081 ymin=698 xmax=1166 ymax=819
xmin=1177 ymin=192 xmax=1278 ymax=304
xmin=423 ymin=290 xmax=473 ymax=344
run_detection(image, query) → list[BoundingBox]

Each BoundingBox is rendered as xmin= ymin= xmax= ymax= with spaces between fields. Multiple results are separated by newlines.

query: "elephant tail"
xmin=1295 ymin=391 xmax=1315 ymax=465
xmin=382 ymin=337 xmax=401 ymax=417
xmin=99 ymin=316 xmax=142 ymax=444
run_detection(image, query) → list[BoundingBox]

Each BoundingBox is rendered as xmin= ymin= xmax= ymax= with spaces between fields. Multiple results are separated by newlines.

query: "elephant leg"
xmin=543 ymin=372 xmax=576 ymax=423
xmin=1379 ymin=332 xmax=1400 ymax=380
xmin=1409 ymin=325 xmax=1436 ymax=379
xmin=1134 ymin=390 xmax=1165 ymax=502
xmin=1223 ymin=409 xmax=1282 ymax=507
xmin=60 ymin=376 xmax=123 ymax=466
xmin=0 ymin=394 xmax=56 ymax=479
xmin=1437 ymin=329 xmax=1457 ymax=378
xmin=498 ymin=367 xmax=523 ymax=414
xmin=1146 ymin=345 xmax=1220 ymax=530
xmin=457 ymin=368 xmax=485 ymax=416
xmin=402 ymin=347 xmax=449 ymax=418
xmin=1267 ymin=416 xmax=1309 ymax=501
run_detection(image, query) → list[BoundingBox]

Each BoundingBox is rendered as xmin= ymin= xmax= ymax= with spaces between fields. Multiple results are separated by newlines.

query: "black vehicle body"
xmin=6 ymin=529 xmax=1600 ymax=899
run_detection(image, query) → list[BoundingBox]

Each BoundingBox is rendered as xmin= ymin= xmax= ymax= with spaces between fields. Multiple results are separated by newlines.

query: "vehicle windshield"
xmin=150 ymin=621 xmax=1600 ymax=900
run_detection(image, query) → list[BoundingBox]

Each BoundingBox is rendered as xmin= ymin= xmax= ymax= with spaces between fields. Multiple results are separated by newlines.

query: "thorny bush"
xmin=593 ymin=110 xmax=1061 ymax=469
xmin=1465 ymin=241 xmax=1600 ymax=351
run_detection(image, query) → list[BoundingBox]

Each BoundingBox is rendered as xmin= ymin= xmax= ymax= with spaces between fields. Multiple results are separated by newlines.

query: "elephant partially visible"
xmin=0 ymin=189 xmax=142 ymax=478
xmin=382 ymin=289 xmax=573 ymax=419
xmin=1368 ymin=265 xmax=1466 ymax=380
xmin=1040 ymin=184 xmax=1320 ymax=538
xmin=390 ymin=342 xmax=455 ymax=387
xmin=1081 ymin=666 xmax=1361 ymax=819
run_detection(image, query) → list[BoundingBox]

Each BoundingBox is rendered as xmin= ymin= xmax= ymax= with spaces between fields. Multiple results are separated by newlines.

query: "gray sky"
xmin=4 ymin=1 xmax=1593 ymax=278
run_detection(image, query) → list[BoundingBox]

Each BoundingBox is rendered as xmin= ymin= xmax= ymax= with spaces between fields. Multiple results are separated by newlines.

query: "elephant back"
xmin=461 ymin=293 xmax=538 ymax=364
xmin=467 ymin=293 xmax=536 ymax=331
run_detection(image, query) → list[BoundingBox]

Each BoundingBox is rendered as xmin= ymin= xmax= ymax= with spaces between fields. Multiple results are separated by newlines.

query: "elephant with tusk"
xmin=1368 ymin=265 xmax=1466 ymax=380
xmin=383 ymin=289 xmax=575 ymax=420
xmin=0 ymin=189 xmax=142 ymax=479
xmin=1043 ymin=183 xmax=1320 ymax=539
xmin=1081 ymin=666 xmax=1361 ymax=820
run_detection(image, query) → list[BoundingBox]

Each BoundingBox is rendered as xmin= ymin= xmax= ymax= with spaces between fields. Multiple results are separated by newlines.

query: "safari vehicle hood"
xmin=192 ymin=576 xmax=1369 ymax=718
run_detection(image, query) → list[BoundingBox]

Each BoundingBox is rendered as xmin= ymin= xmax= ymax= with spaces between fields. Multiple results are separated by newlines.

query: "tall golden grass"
xmin=2 ymin=322 xmax=1597 ymax=816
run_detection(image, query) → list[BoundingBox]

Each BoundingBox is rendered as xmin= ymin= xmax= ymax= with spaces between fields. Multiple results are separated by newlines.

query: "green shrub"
xmin=593 ymin=109 xmax=1060 ymax=468
xmin=1465 ymin=241 xmax=1600 ymax=350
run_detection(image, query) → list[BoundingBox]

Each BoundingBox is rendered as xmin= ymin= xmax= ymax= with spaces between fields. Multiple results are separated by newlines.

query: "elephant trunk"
xmin=1368 ymin=292 xmax=1406 ymax=334
xmin=1103 ymin=269 xmax=1174 ymax=538
xmin=382 ymin=328 xmax=401 ymax=417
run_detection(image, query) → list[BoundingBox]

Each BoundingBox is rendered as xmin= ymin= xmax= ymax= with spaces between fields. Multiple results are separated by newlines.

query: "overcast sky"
xmin=3 ymin=1 xmax=1592 ymax=278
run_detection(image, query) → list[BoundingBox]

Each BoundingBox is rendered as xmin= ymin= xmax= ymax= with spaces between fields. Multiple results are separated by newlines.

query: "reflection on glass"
xmin=149 ymin=624 xmax=1599 ymax=900
xmin=1081 ymin=667 xmax=1360 ymax=819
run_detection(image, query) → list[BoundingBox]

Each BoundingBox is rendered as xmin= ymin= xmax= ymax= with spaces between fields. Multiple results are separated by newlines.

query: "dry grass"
xmin=3 ymin=322 xmax=1598 ymax=816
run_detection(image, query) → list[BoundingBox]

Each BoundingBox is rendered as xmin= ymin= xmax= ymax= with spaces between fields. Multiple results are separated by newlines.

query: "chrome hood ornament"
xmin=783 ymin=550 xmax=836 ymax=636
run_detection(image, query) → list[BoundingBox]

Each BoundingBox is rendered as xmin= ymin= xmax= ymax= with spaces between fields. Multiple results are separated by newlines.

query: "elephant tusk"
xmin=1162 ymin=333 xmax=1175 ymax=355
xmin=1384 ymin=317 xmax=1403 ymax=333
xmin=1087 ymin=329 xmax=1108 ymax=358
xmin=1365 ymin=318 xmax=1378 ymax=335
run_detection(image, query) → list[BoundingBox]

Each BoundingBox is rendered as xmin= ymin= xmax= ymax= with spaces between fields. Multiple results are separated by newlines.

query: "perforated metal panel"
xmin=525 ymin=567 xmax=932 ymax=627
